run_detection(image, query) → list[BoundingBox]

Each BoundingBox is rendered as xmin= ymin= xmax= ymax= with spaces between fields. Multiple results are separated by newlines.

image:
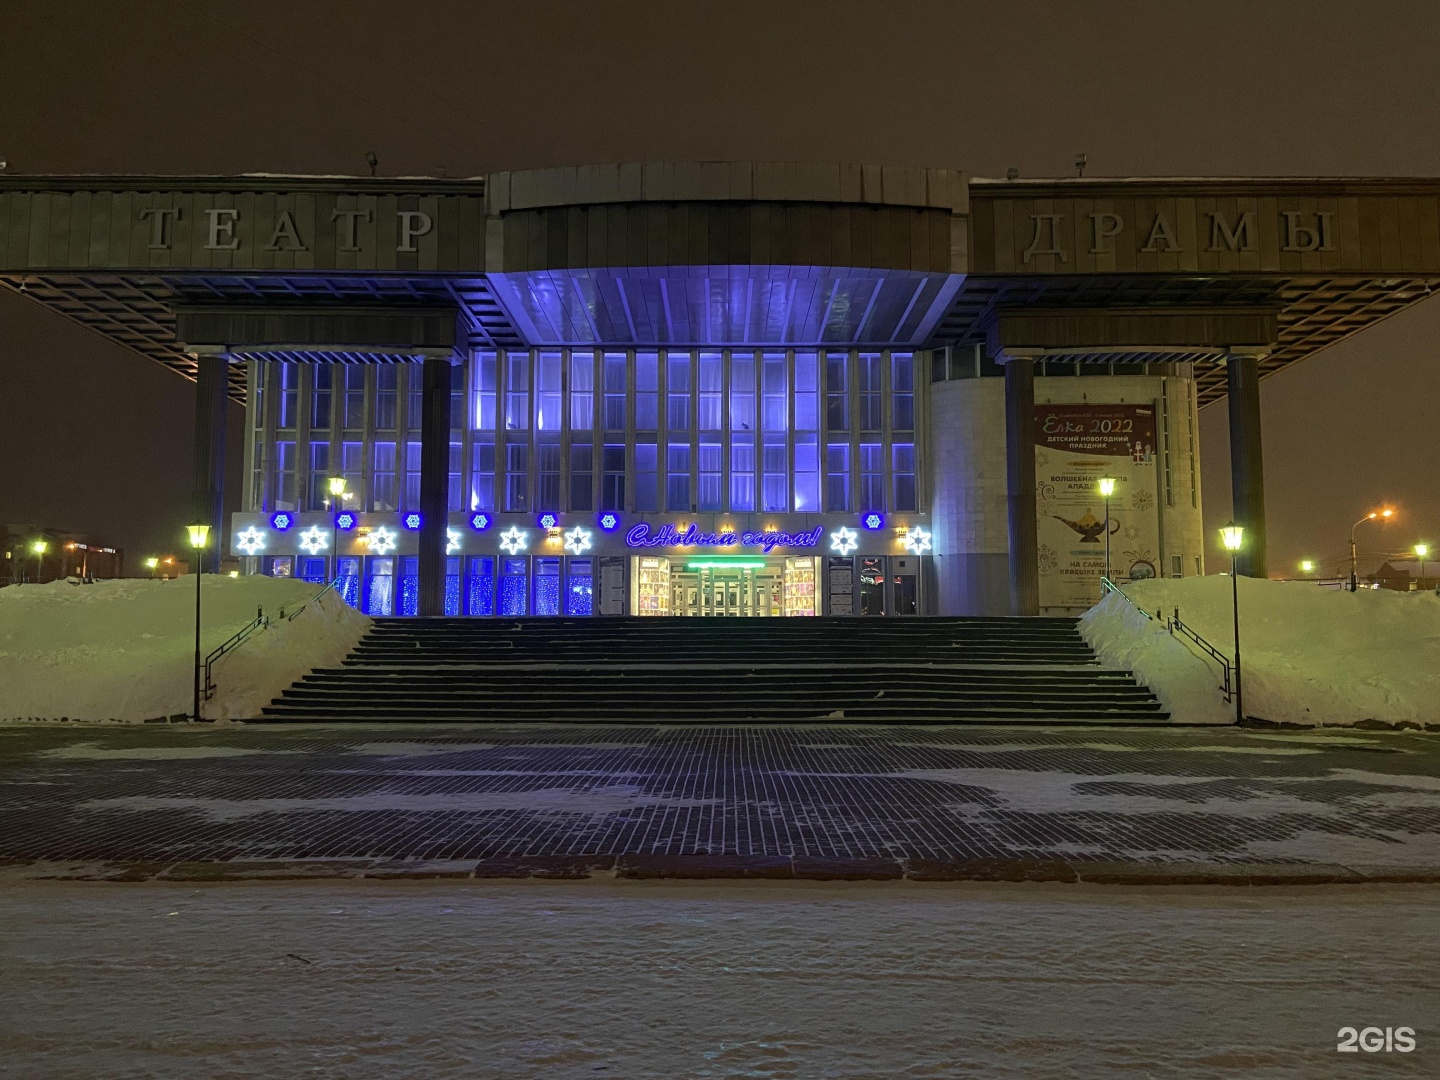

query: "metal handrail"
xmin=202 ymin=578 xmax=340 ymax=700
xmin=1166 ymin=606 xmax=1233 ymax=703
xmin=1099 ymin=576 xmax=1153 ymax=620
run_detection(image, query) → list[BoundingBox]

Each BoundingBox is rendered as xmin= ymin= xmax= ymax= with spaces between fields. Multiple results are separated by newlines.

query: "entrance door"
xmin=860 ymin=557 xmax=887 ymax=616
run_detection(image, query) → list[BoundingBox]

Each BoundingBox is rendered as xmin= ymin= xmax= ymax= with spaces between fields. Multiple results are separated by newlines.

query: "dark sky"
xmin=2 ymin=0 xmax=1437 ymax=574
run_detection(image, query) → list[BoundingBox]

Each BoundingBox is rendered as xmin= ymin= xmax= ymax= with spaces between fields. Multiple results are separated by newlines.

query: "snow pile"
xmin=1081 ymin=576 xmax=1440 ymax=727
xmin=0 ymin=577 xmax=370 ymax=723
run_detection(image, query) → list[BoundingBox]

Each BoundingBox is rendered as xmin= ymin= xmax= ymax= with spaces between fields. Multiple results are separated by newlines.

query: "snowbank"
xmin=0 ymin=577 xmax=370 ymax=723
xmin=1081 ymin=577 xmax=1440 ymax=728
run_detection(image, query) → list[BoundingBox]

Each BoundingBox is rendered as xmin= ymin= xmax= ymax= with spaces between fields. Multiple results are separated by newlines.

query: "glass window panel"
xmin=603 ymin=352 xmax=627 ymax=430
xmin=570 ymin=443 xmax=594 ymax=510
xmin=403 ymin=441 xmax=421 ymax=510
xmin=762 ymin=352 xmax=787 ymax=431
xmin=825 ymin=443 xmax=850 ymax=511
xmin=601 ymin=444 xmax=626 ymax=511
xmin=794 ymin=433 xmax=819 ymax=512
xmin=342 ymin=441 xmax=363 ymax=502
xmin=375 ymin=366 xmax=398 ymax=430
xmin=794 ymin=351 xmax=817 ymax=431
xmin=505 ymin=440 xmax=529 ymax=511
xmin=450 ymin=387 xmax=465 ymax=431
xmin=666 ymin=443 xmax=691 ymax=511
xmin=500 ymin=557 xmax=527 ymax=616
xmin=571 ymin=351 xmax=594 ymax=430
xmin=536 ymin=438 xmax=561 ymax=511
xmin=762 ymin=435 xmax=787 ymax=512
xmin=448 ymin=441 xmax=462 ymax=513
xmin=533 ymin=556 xmax=561 ymax=616
xmin=277 ymin=364 xmax=299 ymax=429
xmin=826 ymin=353 xmax=849 ymax=431
xmin=666 ymin=352 xmax=691 ymax=431
xmin=474 ymin=352 xmax=497 ymax=431
xmin=407 ymin=378 xmax=423 ymax=430
xmin=892 ymin=352 xmax=915 ymax=431
xmin=698 ymin=352 xmax=723 ymax=431
xmin=307 ymin=442 xmax=331 ymax=511
xmin=635 ymin=352 xmax=658 ymax=430
xmin=536 ymin=351 xmax=562 ymax=431
xmin=466 ymin=555 xmax=494 ymax=616
xmin=344 ymin=366 xmax=366 ymax=429
xmin=860 ymin=442 xmax=883 ymax=511
xmin=275 ymin=439 xmax=298 ymax=511
xmin=859 ymin=353 xmax=882 ymax=431
xmin=566 ymin=558 xmax=593 ymax=615
xmin=634 ymin=440 xmax=658 ymax=511
xmin=470 ymin=436 xmax=495 ymax=512
xmin=730 ymin=434 xmax=755 ymax=511
xmin=892 ymin=443 xmax=917 ymax=511
xmin=311 ymin=366 xmax=332 ymax=430
xmin=505 ymin=352 xmax=530 ymax=431
xmin=730 ymin=352 xmax=755 ymax=432
xmin=698 ymin=440 xmax=722 ymax=511
xmin=372 ymin=441 xmax=397 ymax=512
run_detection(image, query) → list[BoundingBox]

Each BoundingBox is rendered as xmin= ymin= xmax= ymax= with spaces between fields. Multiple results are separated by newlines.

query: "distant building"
xmin=1369 ymin=560 xmax=1439 ymax=592
xmin=1 ymin=525 xmax=125 ymax=586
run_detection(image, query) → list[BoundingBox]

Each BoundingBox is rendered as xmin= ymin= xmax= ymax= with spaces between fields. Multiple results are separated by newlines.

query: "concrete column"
xmin=1227 ymin=353 xmax=1267 ymax=578
xmin=418 ymin=354 xmax=453 ymax=616
xmin=1004 ymin=356 xmax=1039 ymax=616
xmin=192 ymin=354 xmax=228 ymax=574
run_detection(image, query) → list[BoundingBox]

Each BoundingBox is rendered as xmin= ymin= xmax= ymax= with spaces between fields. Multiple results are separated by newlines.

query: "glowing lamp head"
xmin=1097 ymin=477 xmax=1117 ymax=498
xmin=31 ymin=539 xmax=48 ymax=555
xmin=144 ymin=557 xmax=159 ymax=570
xmin=1299 ymin=559 xmax=1315 ymax=573
xmin=186 ymin=522 xmax=211 ymax=550
xmin=327 ymin=476 xmax=347 ymax=497
xmin=1219 ymin=522 xmax=1244 ymax=553
xmin=1416 ymin=543 xmax=1430 ymax=560
xmin=1382 ymin=509 xmax=1394 ymax=519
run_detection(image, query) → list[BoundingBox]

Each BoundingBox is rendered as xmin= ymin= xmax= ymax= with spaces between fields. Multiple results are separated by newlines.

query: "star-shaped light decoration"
xmin=499 ymin=525 xmax=529 ymax=555
xmin=563 ymin=525 xmax=593 ymax=555
xmin=862 ymin=512 xmax=884 ymax=530
xmin=235 ymin=526 xmax=268 ymax=556
xmin=598 ymin=513 xmax=619 ymax=532
xmin=829 ymin=526 xmax=858 ymax=557
xmin=902 ymin=525 xmax=932 ymax=555
xmin=403 ymin=512 xmax=422 ymax=530
xmin=539 ymin=512 xmax=559 ymax=530
xmin=446 ymin=528 xmax=461 ymax=554
xmin=298 ymin=525 xmax=330 ymax=555
xmin=270 ymin=512 xmax=293 ymax=531
xmin=336 ymin=512 xmax=357 ymax=530
xmin=366 ymin=526 xmax=397 ymax=555
xmin=470 ymin=512 xmax=490 ymax=531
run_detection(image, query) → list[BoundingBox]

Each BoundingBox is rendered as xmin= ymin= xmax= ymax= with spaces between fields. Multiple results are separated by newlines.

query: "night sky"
xmin=2 ymin=0 xmax=1437 ymax=574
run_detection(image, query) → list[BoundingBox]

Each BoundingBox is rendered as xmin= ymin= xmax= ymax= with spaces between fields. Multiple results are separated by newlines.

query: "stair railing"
xmin=203 ymin=579 xmax=341 ymax=700
xmin=1099 ymin=576 xmax=1153 ymax=620
xmin=1165 ymin=607 xmax=1233 ymax=703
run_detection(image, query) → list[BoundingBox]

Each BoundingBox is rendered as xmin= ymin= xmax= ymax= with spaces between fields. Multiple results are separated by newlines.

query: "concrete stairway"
xmin=255 ymin=616 xmax=1170 ymax=724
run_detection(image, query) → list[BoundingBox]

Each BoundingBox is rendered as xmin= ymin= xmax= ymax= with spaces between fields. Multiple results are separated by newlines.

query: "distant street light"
xmin=1299 ymin=559 xmax=1316 ymax=576
xmin=186 ymin=522 xmax=211 ymax=723
xmin=1220 ymin=522 xmax=1245 ymax=726
xmin=30 ymin=539 xmax=48 ymax=584
xmin=1349 ymin=508 xmax=1394 ymax=591
xmin=144 ymin=556 xmax=160 ymax=578
xmin=1097 ymin=476 xmax=1117 ymax=585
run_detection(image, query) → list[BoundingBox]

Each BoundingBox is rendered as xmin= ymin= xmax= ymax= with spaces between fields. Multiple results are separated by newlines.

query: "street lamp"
xmin=30 ymin=539 xmax=48 ymax=584
xmin=1220 ymin=522 xmax=1245 ymax=725
xmin=1416 ymin=543 xmax=1431 ymax=590
xmin=1350 ymin=508 xmax=1394 ymax=591
xmin=1299 ymin=559 xmax=1316 ymax=576
xmin=144 ymin=556 xmax=160 ymax=578
xmin=186 ymin=522 xmax=210 ymax=723
xmin=328 ymin=476 xmax=348 ymax=581
xmin=1097 ymin=476 xmax=1117 ymax=584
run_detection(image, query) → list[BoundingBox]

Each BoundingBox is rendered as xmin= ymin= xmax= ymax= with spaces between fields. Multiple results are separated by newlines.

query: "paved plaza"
xmin=3 ymin=722 xmax=1438 ymax=884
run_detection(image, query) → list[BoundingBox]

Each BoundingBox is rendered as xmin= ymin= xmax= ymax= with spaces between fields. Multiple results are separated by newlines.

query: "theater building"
xmin=3 ymin=163 xmax=1436 ymax=618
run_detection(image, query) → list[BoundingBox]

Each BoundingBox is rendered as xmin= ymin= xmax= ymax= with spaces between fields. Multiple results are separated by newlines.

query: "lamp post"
xmin=1097 ymin=476 xmax=1117 ymax=584
xmin=1416 ymin=543 xmax=1430 ymax=591
xmin=30 ymin=540 xmax=48 ymax=584
xmin=186 ymin=522 xmax=210 ymax=723
xmin=328 ymin=476 xmax=348 ymax=582
xmin=1350 ymin=508 xmax=1394 ymax=591
xmin=1220 ymin=522 xmax=1245 ymax=725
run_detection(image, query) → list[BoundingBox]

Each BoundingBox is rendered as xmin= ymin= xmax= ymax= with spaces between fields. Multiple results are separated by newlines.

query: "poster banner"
xmin=1035 ymin=403 xmax=1161 ymax=610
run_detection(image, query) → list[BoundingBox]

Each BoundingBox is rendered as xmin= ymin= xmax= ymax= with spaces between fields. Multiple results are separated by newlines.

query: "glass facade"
xmin=245 ymin=349 xmax=921 ymax=521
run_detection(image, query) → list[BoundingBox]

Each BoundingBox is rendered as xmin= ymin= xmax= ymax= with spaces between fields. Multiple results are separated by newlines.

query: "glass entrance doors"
xmin=671 ymin=559 xmax=777 ymax=616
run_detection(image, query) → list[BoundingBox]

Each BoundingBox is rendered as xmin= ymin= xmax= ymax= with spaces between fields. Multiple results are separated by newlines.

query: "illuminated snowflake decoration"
xmin=270 ymin=512 xmax=293 ymax=531
xmin=829 ymin=527 xmax=858 ymax=557
xmin=403 ymin=512 xmax=422 ymax=530
xmin=366 ymin=526 xmax=397 ymax=555
xmin=235 ymin=526 xmax=268 ymax=556
xmin=539 ymin=513 xmax=559 ymax=529
xmin=336 ymin=512 xmax=357 ymax=530
xmin=862 ymin=512 xmax=884 ymax=530
xmin=563 ymin=525 xmax=593 ymax=555
xmin=902 ymin=526 xmax=932 ymax=555
xmin=469 ymin=512 xmax=490 ymax=531
xmin=499 ymin=525 xmax=529 ymax=555
xmin=598 ymin=513 xmax=619 ymax=532
xmin=446 ymin=528 xmax=461 ymax=554
xmin=298 ymin=525 xmax=330 ymax=555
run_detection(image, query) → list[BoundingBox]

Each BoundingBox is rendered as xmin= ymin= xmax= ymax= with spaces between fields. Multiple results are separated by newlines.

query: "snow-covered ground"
xmin=0 ymin=577 xmax=370 ymax=723
xmin=1 ymin=877 xmax=1435 ymax=1078
xmin=1082 ymin=576 xmax=1440 ymax=728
